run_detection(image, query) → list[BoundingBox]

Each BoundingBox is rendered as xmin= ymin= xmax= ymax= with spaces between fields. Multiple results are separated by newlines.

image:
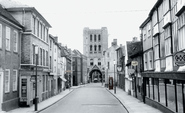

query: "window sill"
xmin=5 ymin=91 xmax=10 ymax=94
xmin=13 ymin=90 xmax=17 ymax=92
xmin=5 ymin=49 xmax=11 ymax=52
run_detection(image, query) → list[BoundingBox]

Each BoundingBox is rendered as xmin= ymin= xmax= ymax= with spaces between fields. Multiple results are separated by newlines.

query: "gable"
xmin=92 ymin=65 xmax=100 ymax=70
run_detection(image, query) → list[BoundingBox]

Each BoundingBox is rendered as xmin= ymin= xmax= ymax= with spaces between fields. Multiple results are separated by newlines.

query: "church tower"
xmin=83 ymin=27 xmax=108 ymax=82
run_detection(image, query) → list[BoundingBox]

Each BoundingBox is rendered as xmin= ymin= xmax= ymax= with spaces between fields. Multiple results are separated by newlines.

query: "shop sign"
xmin=43 ymin=69 xmax=50 ymax=72
xmin=30 ymin=75 xmax=39 ymax=82
xmin=65 ymin=70 xmax=71 ymax=73
xmin=174 ymin=52 xmax=185 ymax=66
xmin=131 ymin=61 xmax=138 ymax=66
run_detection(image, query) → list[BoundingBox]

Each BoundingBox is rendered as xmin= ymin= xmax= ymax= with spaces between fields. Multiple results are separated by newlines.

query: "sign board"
xmin=131 ymin=61 xmax=138 ymax=66
xmin=30 ymin=75 xmax=39 ymax=82
xmin=128 ymin=69 xmax=135 ymax=75
xmin=174 ymin=52 xmax=185 ymax=66
xmin=65 ymin=70 xmax=71 ymax=73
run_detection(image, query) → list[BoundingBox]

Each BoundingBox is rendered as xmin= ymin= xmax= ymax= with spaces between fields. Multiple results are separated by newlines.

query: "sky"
xmin=14 ymin=0 xmax=157 ymax=53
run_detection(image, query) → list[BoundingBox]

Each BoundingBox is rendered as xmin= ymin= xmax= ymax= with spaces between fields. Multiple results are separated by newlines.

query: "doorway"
xmin=89 ymin=70 xmax=102 ymax=83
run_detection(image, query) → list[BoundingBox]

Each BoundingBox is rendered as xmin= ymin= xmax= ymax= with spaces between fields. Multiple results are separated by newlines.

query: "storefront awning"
xmin=60 ymin=76 xmax=67 ymax=82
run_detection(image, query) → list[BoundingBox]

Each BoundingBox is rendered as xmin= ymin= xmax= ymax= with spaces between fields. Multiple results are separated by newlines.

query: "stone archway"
xmin=89 ymin=69 xmax=102 ymax=83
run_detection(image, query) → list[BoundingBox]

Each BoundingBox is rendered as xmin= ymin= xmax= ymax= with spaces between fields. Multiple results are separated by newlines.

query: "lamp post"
xmin=34 ymin=45 xmax=39 ymax=111
xmin=113 ymin=60 xmax=116 ymax=94
xmin=117 ymin=64 xmax=122 ymax=89
xmin=106 ymin=66 xmax=108 ymax=88
xmin=102 ymin=72 xmax=103 ymax=86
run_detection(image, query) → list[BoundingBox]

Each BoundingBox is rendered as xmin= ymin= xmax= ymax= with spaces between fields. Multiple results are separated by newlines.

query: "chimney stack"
xmin=111 ymin=39 xmax=117 ymax=46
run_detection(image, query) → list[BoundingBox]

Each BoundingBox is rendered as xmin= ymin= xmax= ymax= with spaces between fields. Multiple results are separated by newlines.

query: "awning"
xmin=60 ymin=76 xmax=67 ymax=82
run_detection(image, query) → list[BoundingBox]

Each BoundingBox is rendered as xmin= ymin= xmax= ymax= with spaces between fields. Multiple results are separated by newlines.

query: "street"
xmin=39 ymin=83 xmax=128 ymax=113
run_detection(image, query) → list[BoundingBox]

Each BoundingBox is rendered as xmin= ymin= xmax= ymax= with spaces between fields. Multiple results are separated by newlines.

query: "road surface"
xmin=40 ymin=83 xmax=128 ymax=113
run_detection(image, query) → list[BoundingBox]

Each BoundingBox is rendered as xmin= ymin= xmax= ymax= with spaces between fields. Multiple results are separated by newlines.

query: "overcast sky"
xmin=15 ymin=0 xmax=157 ymax=53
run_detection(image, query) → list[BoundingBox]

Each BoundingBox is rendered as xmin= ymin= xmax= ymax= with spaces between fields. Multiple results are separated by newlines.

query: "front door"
xmin=51 ymin=80 xmax=54 ymax=96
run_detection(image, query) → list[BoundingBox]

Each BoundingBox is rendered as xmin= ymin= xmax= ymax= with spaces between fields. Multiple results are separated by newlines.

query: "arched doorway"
xmin=89 ymin=69 xmax=102 ymax=83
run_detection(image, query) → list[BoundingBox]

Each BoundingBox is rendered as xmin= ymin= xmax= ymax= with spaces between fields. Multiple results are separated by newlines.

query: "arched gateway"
xmin=83 ymin=27 xmax=108 ymax=83
xmin=89 ymin=65 xmax=103 ymax=83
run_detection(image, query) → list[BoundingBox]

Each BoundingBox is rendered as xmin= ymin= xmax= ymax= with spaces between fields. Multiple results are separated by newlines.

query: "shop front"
xmin=19 ymin=68 xmax=50 ymax=107
xmin=142 ymin=72 xmax=185 ymax=113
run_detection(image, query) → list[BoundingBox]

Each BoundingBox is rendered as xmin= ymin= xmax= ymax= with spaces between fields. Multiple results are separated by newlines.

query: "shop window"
xmin=159 ymin=79 xmax=166 ymax=106
xmin=167 ymin=79 xmax=175 ymax=111
xmin=177 ymin=80 xmax=184 ymax=113
xmin=154 ymin=78 xmax=159 ymax=101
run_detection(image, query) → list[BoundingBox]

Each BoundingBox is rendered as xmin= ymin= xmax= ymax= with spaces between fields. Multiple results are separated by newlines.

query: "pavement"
xmin=107 ymin=87 xmax=163 ymax=113
xmin=5 ymin=86 xmax=82 ymax=113
xmin=4 ymin=84 xmax=163 ymax=113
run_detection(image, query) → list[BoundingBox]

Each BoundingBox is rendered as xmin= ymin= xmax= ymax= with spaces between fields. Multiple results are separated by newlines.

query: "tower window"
xmin=98 ymin=45 xmax=101 ymax=51
xmin=94 ymin=35 xmax=96 ymax=42
xmin=98 ymin=62 xmax=101 ymax=66
xmin=94 ymin=45 xmax=97 ymax=51
xmin=90 ymin=62 xmax=93 ymax=66
xmin=90 ymin=34 xmax=92 ymax=41
xmin=90 ymin=45 xmax=92 ymax=51
xmin=98 ymin=35 xmax=101 ymax=41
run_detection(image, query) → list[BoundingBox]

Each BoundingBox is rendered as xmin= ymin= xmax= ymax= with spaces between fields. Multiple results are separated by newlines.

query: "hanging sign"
xmin=131 ymin=61 xmax=138 ymax=66
xmin=174 ymin=52 xmax=185 ymax=66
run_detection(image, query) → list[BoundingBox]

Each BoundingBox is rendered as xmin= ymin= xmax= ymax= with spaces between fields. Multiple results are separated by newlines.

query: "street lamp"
xmin=34 ymin=45 xmax=39 ymax=111
xmin=117 ymin=64 xmax=122 ymax=88
xmin=113 ymin=60 xmax=116 ymax=94
xmin=106 ymin=66 xmax=108 ymax=88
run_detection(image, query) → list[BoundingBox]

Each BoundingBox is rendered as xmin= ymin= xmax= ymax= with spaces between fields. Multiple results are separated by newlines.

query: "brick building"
xmin=104 ymin=39 xmax=119 ymax=87
xmin=0 ymin=5 xmax=23 ymax=111
xmin=5 ymin=6 xmax=51 ymax=106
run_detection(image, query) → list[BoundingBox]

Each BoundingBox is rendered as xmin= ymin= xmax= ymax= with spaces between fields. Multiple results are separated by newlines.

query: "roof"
xmin=73 ymin=49 xmax=82 ymax=58
xmin=49 ymin=34 xmax=58 ymax=43
xmin=116 ymin=45 xmax=125 ymax=57
xmin=7 ymin=7 xmax=51 ymax=28
xmin=0 ymin=0 xmax=51 ymax=28
xmin=0 ymin=0 xmax=29 ymax=8
xmin=139 ymin=17 xmax=150 ymax=28
xmin=61 ymin=46 xmax=69 ymax=57
xmin=149 ymin=0 xmax=163 ymax=17
xmin=126 ymin=41 xmax=142 ymax=58
xmin=139 ymin=0 xmax=162 ymax=29
xmin=0 ymin=5 xmax=23 ymax=28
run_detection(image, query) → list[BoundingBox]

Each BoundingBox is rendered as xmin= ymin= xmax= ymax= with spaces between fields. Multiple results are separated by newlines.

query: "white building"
xmin=104 ymin=39 xmax=119 ymax=86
